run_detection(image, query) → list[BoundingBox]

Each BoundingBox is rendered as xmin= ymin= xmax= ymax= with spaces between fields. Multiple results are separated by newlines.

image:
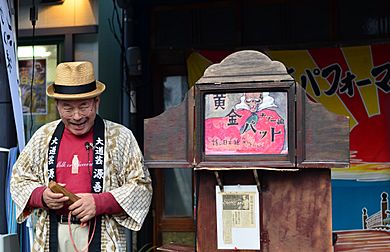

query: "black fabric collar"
xmin=48 ymin=115 xmax=104 ymax=251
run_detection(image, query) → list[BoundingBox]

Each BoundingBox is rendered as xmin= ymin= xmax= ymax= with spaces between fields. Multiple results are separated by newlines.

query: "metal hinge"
xmin=260 ymin=231 xmax=270 ymax=244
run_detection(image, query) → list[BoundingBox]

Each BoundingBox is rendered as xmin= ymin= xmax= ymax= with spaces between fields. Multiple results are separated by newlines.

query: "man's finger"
xmin=54 ymin=196 xmax=69 ymax=203
xmin=80 ymin=222 xmax=88 ymax=228
xmin=68 ymin=199 xmax=82 ymax=211
xmin=80 ymin=215 xmax=91 ymax=223
xmin=47 ymin=195 xmax=69 ymax=203
xmin=75 ymin=193 xmax=89 ymax=198
xmin=47 ymin=191 xmax=66 ymax=199
xmin=76 ymin=209 xmax=89 ymax=220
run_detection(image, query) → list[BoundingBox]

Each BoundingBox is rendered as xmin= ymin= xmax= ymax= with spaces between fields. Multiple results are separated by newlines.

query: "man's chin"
xmin=69 ymin=129 xmax=87 ymax=136
xmin=68 ymin=125 xmax=89 ymax=135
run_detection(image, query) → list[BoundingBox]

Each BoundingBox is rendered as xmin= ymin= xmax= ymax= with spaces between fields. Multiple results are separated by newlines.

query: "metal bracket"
xmin=0 ymin=147 xmax=10 ymax=153
xmin=260 ymin=231 xmax=270 ymax=244
xmin=214 ymin=171 xmax=224 ymax=192
xmin=253 ymin=169 xmax=261 ymax=193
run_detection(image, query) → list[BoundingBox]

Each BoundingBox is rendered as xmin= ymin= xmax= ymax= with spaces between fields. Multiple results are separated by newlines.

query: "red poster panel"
xmin=204 ymin=92 xmax=287 ymax=155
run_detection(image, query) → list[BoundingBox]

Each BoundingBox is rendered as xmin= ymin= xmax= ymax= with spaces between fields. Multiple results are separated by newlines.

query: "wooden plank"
xmin=196 ymin=50 xmax=293 ymax=85
xmin=196 ymin=74 xmax=293 ymax=84
xmin=334 ymin=230 xmax=390 ymax=251
xmin=196 ymin=170 xmax=219 ymax=252
xmin=144 ymin=87 xmax=194 ymax=168
xmin=262 ymin=169 xmax=332 ymax=252
xmin=18 ymin=25 xmax=98 ymax=37
xmin=157 ymin=244 xmax=195 ymax=252
xmin=296 ymin=85 xmax=350 ymax=168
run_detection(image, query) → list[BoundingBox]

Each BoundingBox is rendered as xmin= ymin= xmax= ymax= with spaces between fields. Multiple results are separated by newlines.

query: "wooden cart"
xmin=145 ymin=50 xmax=349 ymax=251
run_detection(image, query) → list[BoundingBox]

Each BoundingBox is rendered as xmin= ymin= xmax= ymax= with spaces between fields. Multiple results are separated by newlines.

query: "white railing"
xmin=366 ymin=211 xmax=383 ymax=229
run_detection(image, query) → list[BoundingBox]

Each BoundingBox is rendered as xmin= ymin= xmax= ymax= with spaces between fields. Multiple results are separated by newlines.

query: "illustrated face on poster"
xmin=18 ymin=59 xmax=47 ymax=114
xmin=204 ymin=92 xmax=288 ymax=155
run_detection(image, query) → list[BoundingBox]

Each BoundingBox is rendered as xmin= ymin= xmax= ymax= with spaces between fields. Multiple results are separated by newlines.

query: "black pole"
xmin=118 ymin=1 xmax=149 ymax=250
xmin=118 ymin=1 xmax=135 ymax=251
xmin=127 ymin=5 xmax=138 ymax=136
xmin=121 ymin=6 xmax=130 ymax=128
xmin=121 ymin=2 xmax=137 ymax=134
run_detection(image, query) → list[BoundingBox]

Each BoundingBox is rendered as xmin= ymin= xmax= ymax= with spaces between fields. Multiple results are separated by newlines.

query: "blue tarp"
xmin=5 ymin=147 xmax=31 ymax=252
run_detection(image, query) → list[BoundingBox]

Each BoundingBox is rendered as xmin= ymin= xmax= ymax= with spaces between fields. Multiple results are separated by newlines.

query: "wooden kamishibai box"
xmin=144 ymin=51 xmax=349 ymax=252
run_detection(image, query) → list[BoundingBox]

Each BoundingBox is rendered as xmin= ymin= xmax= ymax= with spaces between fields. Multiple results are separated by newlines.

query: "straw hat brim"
xmin=46 ymin=81 xmax=106 ymax=100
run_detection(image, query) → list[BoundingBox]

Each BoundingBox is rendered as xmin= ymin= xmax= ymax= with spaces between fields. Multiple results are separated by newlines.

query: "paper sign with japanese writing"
xmin=204 ymin=92 xmax=288 ymax=155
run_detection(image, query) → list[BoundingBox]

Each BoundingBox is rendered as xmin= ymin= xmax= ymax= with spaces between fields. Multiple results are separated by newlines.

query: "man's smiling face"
xmin=56 ymin=97 xmax=100 ymax=136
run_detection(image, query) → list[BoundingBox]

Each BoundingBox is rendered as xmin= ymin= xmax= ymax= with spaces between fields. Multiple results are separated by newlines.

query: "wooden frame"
xmin=152 ymin=169 xmax=195 ymax=247
xmin=144 ymin=86 xmax=194 ymax=169
xmin=295 ymin=84 xmax=350 ymax=168
xmin=18 ymin=25 xmax=98 ymax=62
xmin=195 ymin=81 xmax=296 ymax=169
xmin=146 ymin=61 xmax=196 ymax=249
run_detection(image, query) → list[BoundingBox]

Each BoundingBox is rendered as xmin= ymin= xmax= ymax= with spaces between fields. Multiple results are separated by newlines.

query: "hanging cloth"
xmin=6 ymin=147 xmax=32 ymax=252
xmin=6 ymin=147 xmax=18 ymax=234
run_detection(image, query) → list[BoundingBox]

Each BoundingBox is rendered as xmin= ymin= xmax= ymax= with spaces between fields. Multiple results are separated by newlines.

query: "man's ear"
xmin=95 ymin=96 xmax=101 ymax=110
xmin=55 ymin=99 xmax=60 ymax=108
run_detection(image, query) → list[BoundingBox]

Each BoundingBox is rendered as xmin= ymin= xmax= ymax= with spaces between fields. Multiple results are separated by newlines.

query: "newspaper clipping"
xmin=216 ymin=185 xmax=260 ymax=250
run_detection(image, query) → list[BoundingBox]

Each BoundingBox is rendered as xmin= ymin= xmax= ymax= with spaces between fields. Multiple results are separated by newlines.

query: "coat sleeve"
xmin=10 ymin=123 xmax=54 ymax=223
xmin=107 ymin=125 xmax=153 ymax=231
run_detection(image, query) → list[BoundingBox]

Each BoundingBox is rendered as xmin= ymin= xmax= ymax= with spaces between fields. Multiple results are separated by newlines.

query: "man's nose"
xmin=72 ymin=110 xmax=83 ymax=120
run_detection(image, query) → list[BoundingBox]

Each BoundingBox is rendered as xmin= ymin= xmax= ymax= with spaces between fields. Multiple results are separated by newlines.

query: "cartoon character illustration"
xmin=235 ymin=92 xmax=277 ymax=134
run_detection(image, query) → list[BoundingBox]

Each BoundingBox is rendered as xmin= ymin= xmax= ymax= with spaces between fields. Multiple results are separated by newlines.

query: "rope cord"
xmin=68 ymin=212 xmax=97 ymax=252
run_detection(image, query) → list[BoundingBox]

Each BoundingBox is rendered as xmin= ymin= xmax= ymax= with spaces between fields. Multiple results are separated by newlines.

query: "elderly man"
xmin=11 ymin=61 xmax=152 ymax=251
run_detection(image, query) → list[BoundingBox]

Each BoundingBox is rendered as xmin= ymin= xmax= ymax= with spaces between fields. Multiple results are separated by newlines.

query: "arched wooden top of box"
xmin=144 ymin=50 xmax=349 ymax=169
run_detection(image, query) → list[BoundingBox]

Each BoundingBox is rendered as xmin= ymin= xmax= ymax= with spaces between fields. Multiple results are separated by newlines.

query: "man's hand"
xmin=68 ymin=193 xmax=96 ymax=223
xmin=42 ymin=186 xmax=69 ymax=210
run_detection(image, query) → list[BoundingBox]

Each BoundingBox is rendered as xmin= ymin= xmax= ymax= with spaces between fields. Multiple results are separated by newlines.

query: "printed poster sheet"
xmin=18 ymin=59 xmax=47 ymax=114
xmin=216 ymin=185 xmax=260 ymax=250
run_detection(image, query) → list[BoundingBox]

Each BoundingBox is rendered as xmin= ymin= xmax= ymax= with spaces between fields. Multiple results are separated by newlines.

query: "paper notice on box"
xmin=216 ymin=185 xmax=260 ymax=250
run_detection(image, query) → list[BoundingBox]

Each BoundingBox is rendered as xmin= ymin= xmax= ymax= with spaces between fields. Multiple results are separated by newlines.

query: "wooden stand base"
xmin=196 ymin=169 xmax=332 ymax=252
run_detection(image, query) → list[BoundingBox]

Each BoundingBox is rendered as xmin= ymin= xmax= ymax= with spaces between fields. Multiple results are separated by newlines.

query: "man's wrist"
xmin=41 ymin=192 xmax=49 ymax=209
xmin=28 ymin=186 xmax=47 ymax=209
xmin=93 ymin=192 xmax=123 ymax=216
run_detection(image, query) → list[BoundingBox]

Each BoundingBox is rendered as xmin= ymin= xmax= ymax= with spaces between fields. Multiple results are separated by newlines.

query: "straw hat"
xmin=46 ymin=61 xmax=106 ymax=100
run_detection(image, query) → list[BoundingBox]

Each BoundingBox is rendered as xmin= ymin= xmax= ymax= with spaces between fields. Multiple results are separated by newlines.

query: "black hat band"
xmin=53 ymin=81 xmax=97 ymax=94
